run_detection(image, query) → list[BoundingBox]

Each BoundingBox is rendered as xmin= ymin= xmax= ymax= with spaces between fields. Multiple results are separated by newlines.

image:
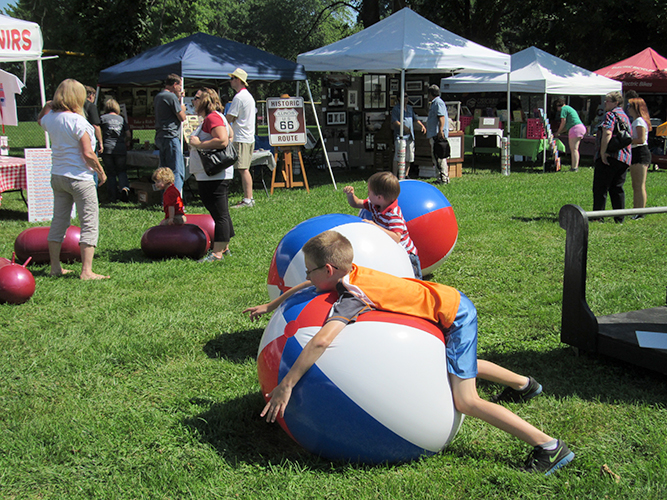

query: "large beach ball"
xmin=257 ymin=287 xmax=464 ymax=464
xmin=397 ymin=180 xmax=458 ymax=275
xmin=267 ymin=214 xmax=414 ymax=300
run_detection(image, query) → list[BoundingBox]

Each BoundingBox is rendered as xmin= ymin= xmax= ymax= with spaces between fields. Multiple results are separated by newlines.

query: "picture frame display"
xmin=327 ymin=111 xmax=347 ymax=126
xmin=363 ymin=75 xmax=387 ymax=109
xmin=405 ymin=81 xmax=423 ymax=92
xmin=347 ymin=90 xmax=358 ymax=108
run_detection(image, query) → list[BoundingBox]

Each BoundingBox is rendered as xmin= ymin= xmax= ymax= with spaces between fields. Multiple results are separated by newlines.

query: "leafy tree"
xmin=6 ymin=0 xmax=152 ymax=92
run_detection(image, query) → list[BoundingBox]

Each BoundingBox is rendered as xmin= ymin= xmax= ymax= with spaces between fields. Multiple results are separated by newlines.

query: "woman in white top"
xmin=38 ymin=79 xmax=109 ymax=279
xmin=627 ymin=98 xmax=653 ymax=219
xmin=188 ymin=88 xmax=235 ymax=262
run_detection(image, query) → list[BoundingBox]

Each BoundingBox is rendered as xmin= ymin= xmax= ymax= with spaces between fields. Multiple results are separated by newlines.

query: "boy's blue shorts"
xmin=445 ymin=292 xmax=478 ymax=379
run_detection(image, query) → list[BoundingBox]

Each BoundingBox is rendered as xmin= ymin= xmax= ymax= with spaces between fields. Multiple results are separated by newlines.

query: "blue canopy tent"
xmin=98 ymin=32 xmax=307 ymax=85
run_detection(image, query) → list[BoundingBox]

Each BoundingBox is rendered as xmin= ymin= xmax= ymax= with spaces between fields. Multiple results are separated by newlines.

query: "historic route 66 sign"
xmin=267 ymin=97 xmax=307 ymax=146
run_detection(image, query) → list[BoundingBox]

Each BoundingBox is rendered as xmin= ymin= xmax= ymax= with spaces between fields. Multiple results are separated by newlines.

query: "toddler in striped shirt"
xmin=344 ymin=171 xmax=422 ymax=279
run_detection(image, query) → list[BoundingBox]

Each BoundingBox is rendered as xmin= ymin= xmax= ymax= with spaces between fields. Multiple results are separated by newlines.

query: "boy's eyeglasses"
xmin=305 ymin=264 xmax=338 ymax=278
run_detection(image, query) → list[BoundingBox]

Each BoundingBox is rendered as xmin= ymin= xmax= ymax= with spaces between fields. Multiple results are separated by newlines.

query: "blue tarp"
xmin=99 ymin=32 xmax=307 ymax=85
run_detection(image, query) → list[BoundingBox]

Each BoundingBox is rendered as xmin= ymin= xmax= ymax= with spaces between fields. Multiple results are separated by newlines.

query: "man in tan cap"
xmin=226 ymin=68 xmax=257 ymax=208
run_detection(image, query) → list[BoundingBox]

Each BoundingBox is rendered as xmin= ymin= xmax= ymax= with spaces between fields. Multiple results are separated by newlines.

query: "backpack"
xmin=606 ymin=111 xmax=632 ymax=153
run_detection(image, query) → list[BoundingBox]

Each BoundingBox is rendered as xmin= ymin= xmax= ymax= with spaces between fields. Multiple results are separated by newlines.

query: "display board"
xmin=25 ymin=148 xmax=77 ymax=222
xmin=25 ymin=148 xmax=53 ymax=222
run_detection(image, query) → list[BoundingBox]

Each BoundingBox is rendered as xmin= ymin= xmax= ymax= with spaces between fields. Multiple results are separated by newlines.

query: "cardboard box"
xmin=448 ymin=161 xmax=462 ymax=178
xmin=129 ymin=181 xmax=161 ymax=205
xmin=418 ymin=161 xmax=462 ymax=179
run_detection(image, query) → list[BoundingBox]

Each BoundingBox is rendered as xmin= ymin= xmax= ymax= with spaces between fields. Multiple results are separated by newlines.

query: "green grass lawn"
xmin=1 ymin=160 xmax=666 ymax=499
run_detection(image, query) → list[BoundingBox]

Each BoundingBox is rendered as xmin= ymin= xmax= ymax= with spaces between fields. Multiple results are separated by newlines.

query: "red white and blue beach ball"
xmin=398 ymin=180 xmax=458 ymax=275
xmin=257 ymin=287 xmax=464 ymax=464
xmin=267 ymin=214 xmax=415 ymax=300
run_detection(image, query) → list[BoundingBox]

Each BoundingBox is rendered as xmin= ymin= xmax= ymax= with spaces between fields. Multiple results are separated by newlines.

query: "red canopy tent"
xmin=595 ymin=48 xmax=667 ymax=93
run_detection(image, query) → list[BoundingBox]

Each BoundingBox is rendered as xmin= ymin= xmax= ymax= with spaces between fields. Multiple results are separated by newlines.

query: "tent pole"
xmin=305 ymin=79 xmax=336 ymax=189
xmin=506 ymin=72 xmax=511 ymax=137
xmin=181 ymin=75 xmax=185 ymax=191
xmin=397 ymin=70 xmax=406 ymax=180
xmin=543 ymin=92 xmax=547 ymax=169
xmin=37 ymin=57 xmax=49 ymax=148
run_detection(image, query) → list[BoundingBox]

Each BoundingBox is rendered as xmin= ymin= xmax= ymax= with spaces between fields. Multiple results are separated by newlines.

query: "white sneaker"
xmin=232 ymin=199 xmax=255 ymax=208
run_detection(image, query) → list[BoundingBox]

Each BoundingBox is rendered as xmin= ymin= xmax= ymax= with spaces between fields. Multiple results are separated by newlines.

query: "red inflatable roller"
xmin=0 ymin=254 xmax=36 ymax=304
xmin=141 ymin=224 xmax=211 ymax=260
xmin=14 ymin=226 xmax=82 ymax=265
xmin=185 ymin=214 xmax=216 ymax=242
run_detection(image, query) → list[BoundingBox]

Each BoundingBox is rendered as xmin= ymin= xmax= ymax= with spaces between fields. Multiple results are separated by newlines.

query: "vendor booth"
xmin=0 ymin=14 xmax=52 ymax=214
xmin=98 ymin=32 xmax=333 ymax=189
xmin=595 ymin=48 xmax=667 ymax=94
xmin=596 ymin=48 xmax=667 ymax=168
xmin=297 ymin=8 xmax=511 ymax=178
xmin=441 ymin=47 xmax=621 ymax=166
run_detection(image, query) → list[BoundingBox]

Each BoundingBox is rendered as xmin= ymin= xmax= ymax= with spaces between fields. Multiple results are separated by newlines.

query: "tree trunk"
xmin=360 ymin=0 xmax=380 ymax=27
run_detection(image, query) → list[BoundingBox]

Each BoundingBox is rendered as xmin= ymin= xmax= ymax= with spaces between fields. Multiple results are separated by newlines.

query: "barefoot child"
xmin=152 ymin=167 xmax=186 ymax=225
xmin=344 ymin=171 xmax=422 ymax=279
xmin=244 ymin=231 xmax=574 ymax=476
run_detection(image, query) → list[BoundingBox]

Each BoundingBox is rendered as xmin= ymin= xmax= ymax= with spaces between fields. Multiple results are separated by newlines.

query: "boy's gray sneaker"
xmin=524 ymin=440 xmax=574 ymax=475
xmin=491 ymin=376 xmax=543 ymax=403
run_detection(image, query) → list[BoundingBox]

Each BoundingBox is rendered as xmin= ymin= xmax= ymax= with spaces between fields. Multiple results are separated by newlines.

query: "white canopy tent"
xmin=440 ymin=47 xmax=621 ymax=166
xmin=441 ymin=46 xmax=621 ymax=96
xmin=0 ymin=14 xmax=51 ymax=144
xmin=297 ymin=8 xmax=511 ymax=179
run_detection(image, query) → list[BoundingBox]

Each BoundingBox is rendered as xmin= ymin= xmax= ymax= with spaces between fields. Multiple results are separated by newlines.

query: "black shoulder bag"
xmin=199 ymin=143 xmax=238 ymax=176
xmin=606 ymin=111 xmax=632 ymax=154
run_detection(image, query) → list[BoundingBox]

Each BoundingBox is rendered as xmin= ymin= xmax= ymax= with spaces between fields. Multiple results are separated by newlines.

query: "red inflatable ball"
xmin=184 ymin=214 xmax=216 ymax=242
xmin=14 ymin=226 xmax=82 ymax=265
xmin=141 ymin=224 xmax=211 ymax=260
xmin=0 ymin=254 xmax=36 ymax=304
xmin=0 ymin=257 xmax=10 ymax=269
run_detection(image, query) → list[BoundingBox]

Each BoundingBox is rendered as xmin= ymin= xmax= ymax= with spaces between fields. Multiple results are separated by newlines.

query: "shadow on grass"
xmin=183 ymin=391 xmax=325 ymax=467
xmin=104 ymin=248 xmax=150 ymax=263
xmin=184 ymin=392 xmax=437 ymax=470
xmin=461 ymin=155 xmax=545 ymax=175
xmin=183 ymin=389 xmax=516 ymax=470
xmin=203 ymin=328 xmax=264 ymax=363
xmin=480 ymin=347 xmax=667 ymax=406
xmin=0 ymin=207 xmax=28 ymax=221
xmin=511 ymin=214 xmax=559 ymax=223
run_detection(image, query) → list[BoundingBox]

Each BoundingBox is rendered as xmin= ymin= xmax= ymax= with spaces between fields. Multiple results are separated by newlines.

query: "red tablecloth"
xmin=0 ymin=156 xmax=27 ymax=194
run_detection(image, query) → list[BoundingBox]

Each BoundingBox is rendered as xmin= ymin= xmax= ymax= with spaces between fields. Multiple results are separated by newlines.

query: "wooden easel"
xmin=271 ymin=146 xmax=310 ymax=194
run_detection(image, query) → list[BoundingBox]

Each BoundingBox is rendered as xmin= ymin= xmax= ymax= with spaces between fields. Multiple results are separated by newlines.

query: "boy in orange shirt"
xmin=245 ymin=230 xmax=574 ymax=475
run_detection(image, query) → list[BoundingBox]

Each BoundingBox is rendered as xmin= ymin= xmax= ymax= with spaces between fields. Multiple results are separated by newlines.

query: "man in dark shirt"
xmin=84 ymin=86 xmax=103 ymax=155
xmin=154 ymin=74 xmax=186 ymax=193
